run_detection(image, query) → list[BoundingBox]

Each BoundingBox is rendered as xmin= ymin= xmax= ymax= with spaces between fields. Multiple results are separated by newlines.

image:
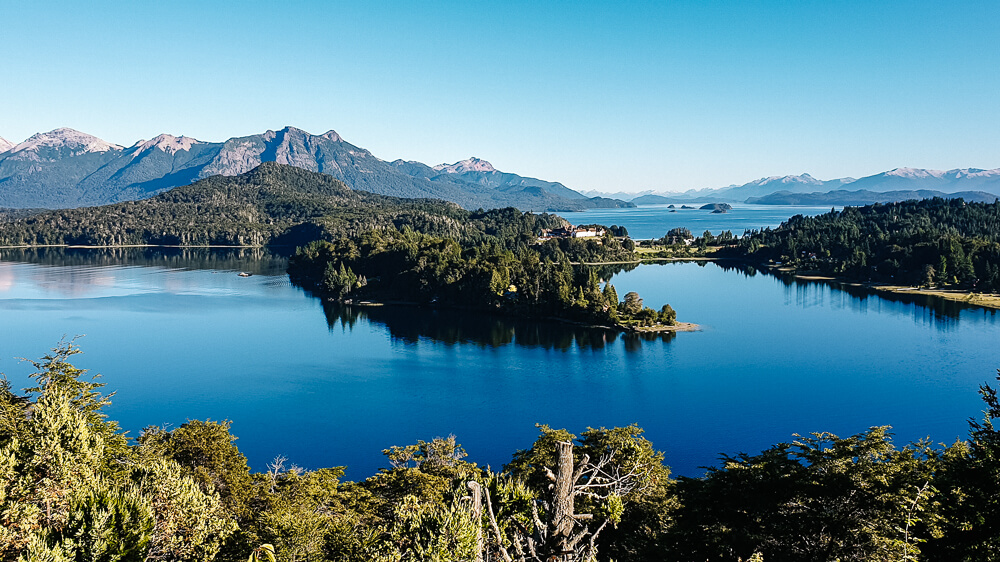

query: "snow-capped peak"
xmin=0 ymin=137 xmax=13 ymax=153
xmin=137 ymin=134 xmax=202 ymax=155
xmin=885 ymin=167 xmax=946 ymax=179
xmin=11 ymin=128 xmax=122 ymax=157
xmin=945 ymin=168 xmax=1000 ymax=179
xmin=747 ymin=173 xmax=822 ymax=186
xmin=433 ymin=157 xmax=496 ymax=174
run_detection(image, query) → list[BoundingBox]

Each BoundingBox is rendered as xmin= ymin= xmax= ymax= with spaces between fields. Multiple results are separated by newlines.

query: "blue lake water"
xmin=569 ymin=203 xmax=837 ymax=239
xmin=2 ymin=246 xmax=997 ymax=481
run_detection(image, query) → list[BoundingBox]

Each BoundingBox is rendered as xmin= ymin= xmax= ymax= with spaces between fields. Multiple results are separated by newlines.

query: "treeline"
xmin=4 ymin=344 xmax=1000 ymax=561
xmin=287 ymin=226 xmax=675 ymax=329
xmin=0 ymin=164 xmax=563 ymax=249
xmin=0 ymin=207 xmax=44 ymax=222
xmin=729 ymin=198 xmax=1000 ymax=292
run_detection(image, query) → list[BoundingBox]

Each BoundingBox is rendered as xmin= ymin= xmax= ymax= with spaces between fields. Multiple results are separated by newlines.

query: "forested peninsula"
xmin=0 ymin=163 xmax=683 ymax=331
xmin=4 ymin=343 xmax=1000 ymax=562
xmin=727 ymin=198 xmax=1000 ymax=297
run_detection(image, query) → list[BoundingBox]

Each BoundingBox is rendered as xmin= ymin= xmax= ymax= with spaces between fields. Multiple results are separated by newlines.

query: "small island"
xmin=288 ymin=225 xmax=691 ymax=333
xmin=700 ymin=202 xmax=733 ymax=213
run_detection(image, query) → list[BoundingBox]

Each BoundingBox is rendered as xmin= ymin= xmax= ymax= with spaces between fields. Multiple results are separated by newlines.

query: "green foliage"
xmin=137 ymin=420 xmax=254 ymax=522
xmin=0 ymin=343 xmax=233 ymax=562
xmin=922 ymin=370 xmax=1000 ymax=561
xmin=9 ymin=343 xmax=1000 ymax=562
xmin=386 ymin=487 xmax=481 ymax=562
xmin=288 ymin=226 xmax=671 ymax=330
xmin=734 ymin=198 xmax=1000 ymax=292
xmin=667 ymin=426 xmax=941 ymax=562
xmin=0 ymin=342 xmax=122 ymax=558
xmin=129 ymin=458 xmax=235 ymax=562
xmin=56 ymin=479 xmax=154 ymax=562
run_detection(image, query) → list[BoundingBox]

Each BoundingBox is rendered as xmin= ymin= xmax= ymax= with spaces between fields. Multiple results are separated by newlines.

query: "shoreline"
xmin=770 ymin=268 xmax=1000 ymax=311
xmin=6 ymin=244 xmax=994 ymax=313
xmin=342 ymin=298 xmax=701 ymax=333
xmin=0 ymin=243 xmax=273 ymax=249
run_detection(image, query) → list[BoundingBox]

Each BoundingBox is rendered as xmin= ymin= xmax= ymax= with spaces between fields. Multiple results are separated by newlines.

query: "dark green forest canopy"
xmin=4 ymin=344 xmax=1000 ymax=562
xmin=0 ymin=163 xmax=570 ymax=248
xmin=729 ymin=198 xmax=1000 ymax=292
xmin=286 ymin=227 xmax=676 ymax=329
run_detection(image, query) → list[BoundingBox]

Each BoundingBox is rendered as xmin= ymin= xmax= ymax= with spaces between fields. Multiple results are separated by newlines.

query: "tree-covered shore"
xmin=726 ymin=198 xmax=1000 ymax=294
xmin=4 ymin=342 xmax=1000 ymax=562
xmin=286 ymin=225 xmax=679 ymax=332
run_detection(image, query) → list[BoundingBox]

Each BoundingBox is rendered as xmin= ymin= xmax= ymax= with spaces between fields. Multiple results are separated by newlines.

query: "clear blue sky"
xmin=3 ymin=0 xmax=998 ymax=192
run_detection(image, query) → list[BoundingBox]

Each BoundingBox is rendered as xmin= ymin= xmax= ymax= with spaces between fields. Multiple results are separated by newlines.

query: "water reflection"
xmin=711 ymin=260 xmax=996 ymax=325
xmin=713 ymin=261 xmax=759 ymax=278
xmin=0 ymin=247 xmax=288 ymax=275
xmin=320 ymin=302 xmax=675 ymax=351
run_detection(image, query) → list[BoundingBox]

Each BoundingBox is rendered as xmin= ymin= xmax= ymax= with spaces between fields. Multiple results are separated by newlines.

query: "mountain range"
xmin=0 ymin=127 xmax=631 ymax=212
xmin=585 ymin=170 xmax=1000 ymax=204
xmin=746 ymin=189 xmax=1000 ymax=206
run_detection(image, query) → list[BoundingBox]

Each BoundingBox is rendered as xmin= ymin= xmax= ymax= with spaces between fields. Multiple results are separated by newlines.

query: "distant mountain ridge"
xmin=747 ymin=189 xmax=1000 ymax=206
xmin=713 ymin=173 xmax=858 ymax=200
xmin=585 ymin=169 xmax=1000 ymax=204
xmin=0 ymin=127 xmax=632 ymax=212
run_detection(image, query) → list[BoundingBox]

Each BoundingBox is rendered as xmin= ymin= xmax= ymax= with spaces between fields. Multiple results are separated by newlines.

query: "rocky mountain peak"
xmin=433 ymin=157 xmax=497 ymax=174
xmin=0 ymin=137 xmax=13 ymax=152
xmin=10 ymin=128 xmax=122 ymax=159
xmin=137 ymin=133 xmax=203 ymax=155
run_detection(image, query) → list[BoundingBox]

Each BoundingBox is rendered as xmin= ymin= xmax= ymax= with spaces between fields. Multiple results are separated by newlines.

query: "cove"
xmin=0 ymin=248 xmax=996 ymax=481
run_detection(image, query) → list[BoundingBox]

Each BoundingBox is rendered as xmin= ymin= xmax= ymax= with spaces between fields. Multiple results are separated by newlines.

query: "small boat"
xmin=238 ymin=272 xmax=252 ymax=277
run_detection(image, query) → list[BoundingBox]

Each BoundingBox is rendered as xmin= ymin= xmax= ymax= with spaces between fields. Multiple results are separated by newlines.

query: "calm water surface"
xmin=570 ymin=204 xmax=837 ymax=238
xmin=2 ymin=247 xmax=997 ymax=480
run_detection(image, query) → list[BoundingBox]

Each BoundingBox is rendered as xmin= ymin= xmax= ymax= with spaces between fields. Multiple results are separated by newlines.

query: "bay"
xmin=2 ymin=244 xmax=996 ymax=481
xmin=569 ymin=203 xmax=837 ymax=239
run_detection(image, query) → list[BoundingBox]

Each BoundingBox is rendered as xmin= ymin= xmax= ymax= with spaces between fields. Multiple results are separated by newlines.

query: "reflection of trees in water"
xmin=711 ymin=261 xmax=758 ymax=277
xmin=0 ymin=247 xmax=288 ymax=275
xmin=715 ymin=260 xmax=994 ymax=324
xmin=592 ymin=262 xmax=640 ymax=281
xmin=320 ymin=302 xmax=674 ymax=351
xmin=823 ymin=280 xmax=992 ymax=324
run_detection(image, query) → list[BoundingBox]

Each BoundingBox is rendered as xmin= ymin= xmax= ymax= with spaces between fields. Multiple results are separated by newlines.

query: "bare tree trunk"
xmin=467 ymin=481 xmax=485 ymax=562
xmin=549 ymin=441 xmax=577 ymax=562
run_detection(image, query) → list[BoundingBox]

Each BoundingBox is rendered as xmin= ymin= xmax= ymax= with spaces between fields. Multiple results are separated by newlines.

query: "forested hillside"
xmin=732 ymin=198 xmax=1000 ymax=292
xmin=0 ymin=163 xmax=563 ymax=248
xmin=3 ymin=343 xmax=1000 ymax=561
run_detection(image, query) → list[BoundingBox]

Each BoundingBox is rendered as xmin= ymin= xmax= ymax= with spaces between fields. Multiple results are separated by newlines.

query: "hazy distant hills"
xmin=844 ymin=167 xmax=1000 ymax=193
xmin=747 ymin=189 xmax=999 ymax=206
xmin=0 ymin=127 xmax=631 ymax=212
xmin=587 ymin=170 xmax=1000 ymax=205
xmin=713 ymin=174 xmax=858 ymax=200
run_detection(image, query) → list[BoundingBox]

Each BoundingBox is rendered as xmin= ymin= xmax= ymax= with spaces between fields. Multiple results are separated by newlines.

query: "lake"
xmin=570 ymin=203 xmax=838 ymax=239
xmin=2 ymin=244 xmax=997 ymax=481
